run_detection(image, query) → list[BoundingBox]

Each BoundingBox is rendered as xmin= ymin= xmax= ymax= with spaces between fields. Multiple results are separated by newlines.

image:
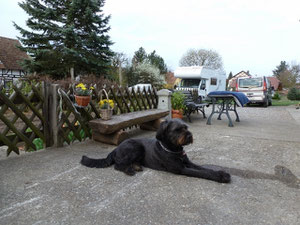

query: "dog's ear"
xmin=156 ymin=120 xmax=169 ymax=141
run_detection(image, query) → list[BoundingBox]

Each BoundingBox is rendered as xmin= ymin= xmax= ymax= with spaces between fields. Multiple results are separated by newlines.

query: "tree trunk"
xmin=118 ymin=61 xmax=122 ymax=86
xmin=70 ymin=67 xmax=74 ymax=81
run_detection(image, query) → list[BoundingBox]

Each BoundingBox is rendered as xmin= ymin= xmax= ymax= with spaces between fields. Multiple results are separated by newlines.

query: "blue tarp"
xmin=208 ymin=91 xmax=250 ymax=107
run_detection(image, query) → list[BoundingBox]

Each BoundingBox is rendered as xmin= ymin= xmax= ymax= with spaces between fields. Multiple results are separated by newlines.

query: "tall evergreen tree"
xmin=131 ymin=47 xmax=168 ymax=74
xmin=148 ymin=50 xmax=168 ymax=74
xmin=272 ymin=61 xmax=288 ymax=79
xmin=132 ymin=47 xmax=148 ymax=67
xmin=14 ymin=0 xmax=113 ymax=78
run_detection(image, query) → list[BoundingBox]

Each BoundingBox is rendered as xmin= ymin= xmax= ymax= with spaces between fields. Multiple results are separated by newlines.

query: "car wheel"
xmin=268 ymin=99 xmax=272 ymax=106
xmin=263 ymin=100 xmax=268 ymax=107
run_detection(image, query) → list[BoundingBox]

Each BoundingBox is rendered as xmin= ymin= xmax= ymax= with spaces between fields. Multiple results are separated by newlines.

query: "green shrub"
xmin=171 ymin=92 xmax=186 ymax=110
xmin=287 ymin=88 xmax=300 ymax=100
xmin=272 ymin=91 xmax=281 ymax=100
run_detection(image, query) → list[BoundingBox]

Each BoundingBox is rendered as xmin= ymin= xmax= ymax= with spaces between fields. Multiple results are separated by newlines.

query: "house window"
xmin=211 ymin=78 xmax=217 ymax=85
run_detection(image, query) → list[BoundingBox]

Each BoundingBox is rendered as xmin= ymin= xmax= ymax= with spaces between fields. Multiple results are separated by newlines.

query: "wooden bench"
xmin=181 ymin=91 xmax=209 ymax=122
xmin=89 ymin=109 xmax=169 ymax=145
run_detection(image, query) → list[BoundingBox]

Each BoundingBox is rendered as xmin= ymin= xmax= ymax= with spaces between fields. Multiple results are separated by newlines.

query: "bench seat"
xmin=89 ymin=109 xmax=169 ymax=145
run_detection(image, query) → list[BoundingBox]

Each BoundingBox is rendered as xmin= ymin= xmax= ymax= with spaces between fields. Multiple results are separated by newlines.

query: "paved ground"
xmin=1 ymin=106 xmax=300 ymax=225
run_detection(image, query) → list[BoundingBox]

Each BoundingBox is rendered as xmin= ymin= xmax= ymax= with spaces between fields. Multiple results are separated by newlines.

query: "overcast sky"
xmin=1 ymin=0 xmax=300 ymax=77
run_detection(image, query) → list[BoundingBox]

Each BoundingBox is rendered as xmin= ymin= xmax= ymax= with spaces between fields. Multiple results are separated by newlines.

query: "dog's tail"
xmin=80 ymin=152 xmax=115 ymax=168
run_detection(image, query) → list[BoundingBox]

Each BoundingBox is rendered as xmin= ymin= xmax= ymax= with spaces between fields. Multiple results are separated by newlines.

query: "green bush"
xmin=272 ymin=91 xmax=281 ymax=100
xmin=287 ymin=87 xmax=300 ymax=100
xmin=171 ymin=92 xmax=186 ymax=110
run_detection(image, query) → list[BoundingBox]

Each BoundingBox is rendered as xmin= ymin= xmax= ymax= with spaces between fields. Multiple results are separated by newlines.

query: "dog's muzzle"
xmin=178 ymin=131 xmax=193 ymax=145
xmin=186 ymin=132 xmax=193 ymax=144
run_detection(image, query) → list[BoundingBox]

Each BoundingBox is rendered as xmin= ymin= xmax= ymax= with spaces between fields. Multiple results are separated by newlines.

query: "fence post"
xmin=48 ymin=83 xmax=63 ymax=147
xmin=157 ymin=89 xmax=172 ymax=119
xmin=43 ymin=82 xmax=51 ymax=148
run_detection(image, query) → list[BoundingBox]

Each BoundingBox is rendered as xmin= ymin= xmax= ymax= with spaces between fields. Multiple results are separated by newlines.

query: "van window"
xmin=200 ymin=79 xmax=206 ymax=90
xmin=180 ymin=79 xmax=200 ymax=88
xmin=239 ymin=78 xmax=262 ymax=88
xmin=210 ymin=78 xmax=217 ymax=85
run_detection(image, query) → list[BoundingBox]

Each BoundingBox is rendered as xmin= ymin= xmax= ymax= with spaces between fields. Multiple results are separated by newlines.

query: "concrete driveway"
xmin=0 ymin=106 xmax=300 ymax=225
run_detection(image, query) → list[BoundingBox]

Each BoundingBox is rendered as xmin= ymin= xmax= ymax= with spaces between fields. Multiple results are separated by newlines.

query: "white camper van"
xmin=174 ymin=66 xmax=226 ymax=100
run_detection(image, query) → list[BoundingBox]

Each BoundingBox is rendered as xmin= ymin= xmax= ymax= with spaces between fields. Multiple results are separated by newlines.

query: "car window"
xmin=239 ymin=78 xmax=262 ymax=88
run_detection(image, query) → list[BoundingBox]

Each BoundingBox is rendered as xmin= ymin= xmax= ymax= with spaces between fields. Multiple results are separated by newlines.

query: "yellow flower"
xmin=108 ymin=100 xmax=114 ymax=108
xmin=99 ymin=99 xmax=114 ymax=109
xmin=75 ymin=83 xmax=92 ymax=96
xmin=76 ymin=83 xmax=86 ymax=89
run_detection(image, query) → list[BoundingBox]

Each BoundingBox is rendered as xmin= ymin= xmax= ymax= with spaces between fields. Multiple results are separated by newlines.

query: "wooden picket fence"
xmin=0 ymin=81 xmax=158 ymax=156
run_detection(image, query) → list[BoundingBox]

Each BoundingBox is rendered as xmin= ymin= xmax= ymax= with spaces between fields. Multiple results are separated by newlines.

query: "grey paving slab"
xmin=0 ymin=106 xmax=300 ymax=225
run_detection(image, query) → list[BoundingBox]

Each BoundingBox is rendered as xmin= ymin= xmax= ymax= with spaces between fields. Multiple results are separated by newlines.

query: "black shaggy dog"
xmin=81 ymin=119 xmax=231 ymax=183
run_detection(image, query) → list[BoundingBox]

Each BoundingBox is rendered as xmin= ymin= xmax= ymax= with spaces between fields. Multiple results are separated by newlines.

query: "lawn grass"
xmin=272 ymin=95 xmax=300 ymax=106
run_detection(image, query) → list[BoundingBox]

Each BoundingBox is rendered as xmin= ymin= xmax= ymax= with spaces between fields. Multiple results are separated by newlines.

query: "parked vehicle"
xmin=236 ymin=76 xmax=272 ymax=107
xmin=129 ymin=83 xmax=152 ymax=92
xmin=174 ymin=66 xmax=226 ymax=100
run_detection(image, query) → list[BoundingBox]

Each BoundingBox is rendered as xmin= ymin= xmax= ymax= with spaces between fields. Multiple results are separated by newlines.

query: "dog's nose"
xmin=186 ymin=132 xmax=193 ymax=143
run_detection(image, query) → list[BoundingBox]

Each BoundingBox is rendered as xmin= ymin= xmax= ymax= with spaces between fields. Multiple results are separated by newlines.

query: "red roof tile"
xmin=0 ymin=36 xmax=29 ymax=70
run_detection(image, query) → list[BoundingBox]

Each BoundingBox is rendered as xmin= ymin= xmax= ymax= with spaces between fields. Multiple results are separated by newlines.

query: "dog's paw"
xmin=125 ymin=167 xmax=136 ymax=176
xmin=217 ymin=171 xmax=231 ymax=183
xmin=133 ymin=164 xmax=143 ymax=172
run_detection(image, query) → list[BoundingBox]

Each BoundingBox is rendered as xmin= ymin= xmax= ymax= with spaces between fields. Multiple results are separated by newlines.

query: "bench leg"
xmin=202 ymin=107 xmax=206 ymax=118
xmin=186 ymin=112 xmax=192 ymax=123
xmin=207 ymin=99 xmax=217 ymax=125
xmin=217 ymin=102 xmax=224 ymax=120
xmin=140 ymin=119 xmax=163 ymax=130
xmin=234 ymin=103 xmax=240 ymax=122
xmin=197 ymin=107 xmax=206 ymax=119
xmin=92 ymin=130 xmax=129 ymax=145
xmin=225 ymin=100 xmax=234 ymax=127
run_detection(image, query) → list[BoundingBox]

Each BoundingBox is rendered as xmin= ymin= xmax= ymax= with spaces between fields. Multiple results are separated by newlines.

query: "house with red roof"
xmin=0 ymin=36 xmax=29 ymax=86
xmin=227 ymin=71 xmax=251 ymax=90
xmin=266 ymin=76 xmax=282 ymax=91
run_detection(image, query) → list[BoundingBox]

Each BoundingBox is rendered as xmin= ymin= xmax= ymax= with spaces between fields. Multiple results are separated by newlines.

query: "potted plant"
xmin=171 ymin=91 xmax=186 ymax=119
xmin=98 ymin=89 xmax=115 ymax=120
xmin=74 ymin=83 xmax=94 ymax=106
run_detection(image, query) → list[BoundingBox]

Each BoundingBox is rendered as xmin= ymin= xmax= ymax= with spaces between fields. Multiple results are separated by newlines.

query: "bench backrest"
xmin=179 ymin=90 xmax=202 ymax=104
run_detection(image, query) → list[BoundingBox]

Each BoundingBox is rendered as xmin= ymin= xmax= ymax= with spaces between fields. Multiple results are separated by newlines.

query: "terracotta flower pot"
xmin=75 ymin=95 xmax=91 ymax=107
xmin=171 ymin=109 xmax=183 ymax=119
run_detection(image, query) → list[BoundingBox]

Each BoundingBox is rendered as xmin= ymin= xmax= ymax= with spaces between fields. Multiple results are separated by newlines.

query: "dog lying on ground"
xmin=81 ymin=119 xmax=231 ymax=183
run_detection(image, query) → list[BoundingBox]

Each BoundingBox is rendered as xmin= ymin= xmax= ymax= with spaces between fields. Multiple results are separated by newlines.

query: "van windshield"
xmin=180 ymin=79 xmax=200 ymax=88
xmin=239 ymin=78 xmax=262 ymax=88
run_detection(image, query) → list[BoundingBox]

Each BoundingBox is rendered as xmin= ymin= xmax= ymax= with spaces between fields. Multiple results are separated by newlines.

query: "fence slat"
xmin=0 ymin=91 xmax=44 ymax=141
xmin=12 ymin=85 xmax=45 ymax=123
xmin=0 ymin=132 xmax=19 ymax=155
xmin=117 ymin=86 xmax=131 ymax=113
xmin=0 ymin=111 xmax=36 ymax=150
xmin=143 ymin=88 xmax=152 ymax=109
xmin=131 ymin=89 xmax=143 ymax=111
xmin=124 ymin=87 xmax=137 ymax=112
xmin=109 ymin=87 xmax=124 ymax=114
xmin=58 ymin=89 xmax=91 ymax=143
